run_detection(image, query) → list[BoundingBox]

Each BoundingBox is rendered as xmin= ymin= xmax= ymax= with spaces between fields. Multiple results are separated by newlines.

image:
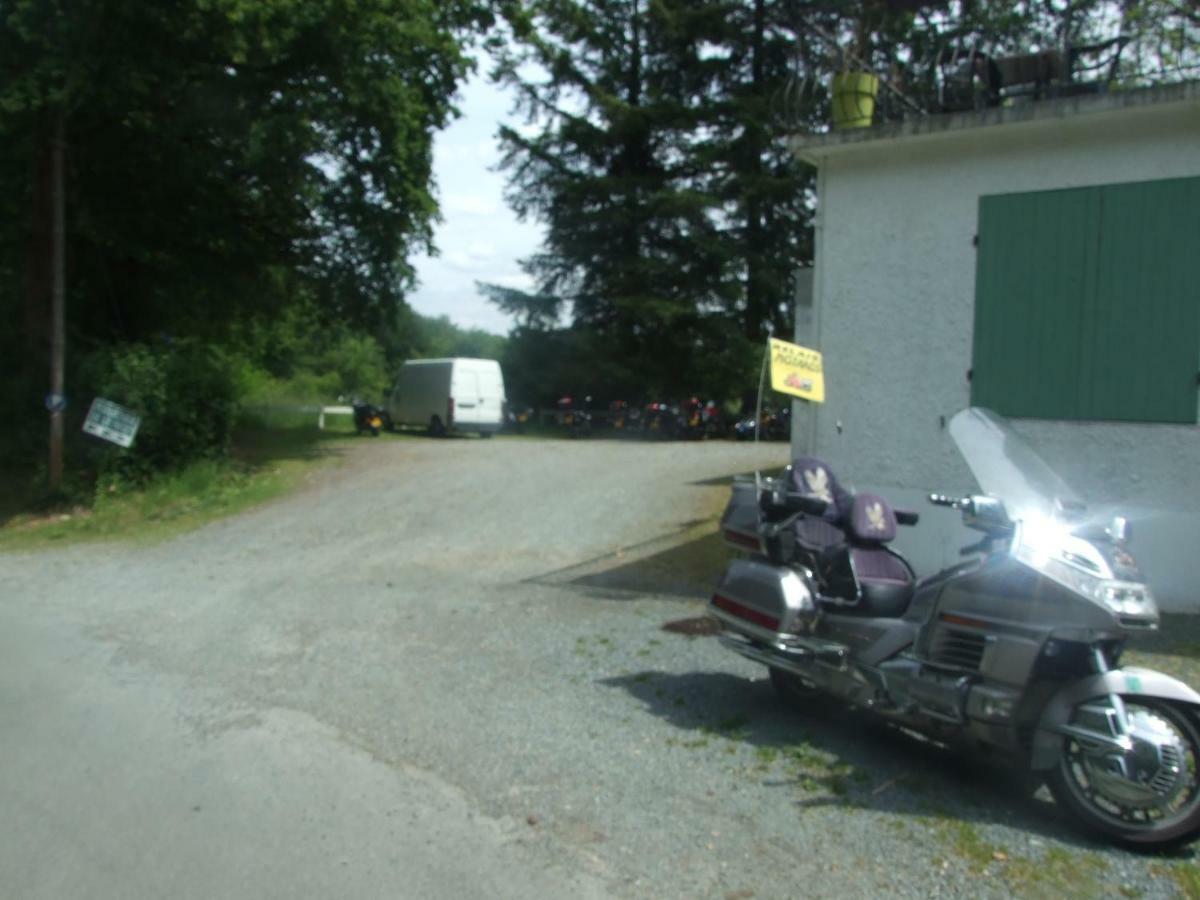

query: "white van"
xmin=385 ymin=358 xmax=506 ymax=437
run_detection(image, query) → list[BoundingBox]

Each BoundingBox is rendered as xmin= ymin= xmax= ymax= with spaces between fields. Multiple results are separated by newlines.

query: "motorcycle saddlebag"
xmin=709 ymin=558 xmax=816 ymax=640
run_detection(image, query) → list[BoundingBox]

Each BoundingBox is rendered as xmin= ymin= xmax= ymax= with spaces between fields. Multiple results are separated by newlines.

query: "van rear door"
xmin=452 ymin=367 xmax=482 ymax=427
xmin=475 ymin=364 xmax=504 ymax=429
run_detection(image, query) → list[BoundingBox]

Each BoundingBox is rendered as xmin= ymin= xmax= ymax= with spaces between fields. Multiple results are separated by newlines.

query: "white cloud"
xmin=443 ymin=251 xmax=474 ymax=269
xmin=443 ymin=194 xmax=499 ymax=217
xmin=441 ymin=241 xmax=497 ymax=271
xmin=440 ymin=144 xmax=482 ymax=165
xmin=476 ymin=139 xmax=499 ymax=162
xmin=466 ymin=240 xmax=496 ymax=260
xmin=408 ymin=53 xmax=546 ymax=336
xmin=485 ymin=272 xmax=535 ymax=291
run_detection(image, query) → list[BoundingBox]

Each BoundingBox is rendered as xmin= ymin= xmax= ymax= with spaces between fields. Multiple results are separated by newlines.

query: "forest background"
xmin=1 ymin=0 xmax=1194 ymax=500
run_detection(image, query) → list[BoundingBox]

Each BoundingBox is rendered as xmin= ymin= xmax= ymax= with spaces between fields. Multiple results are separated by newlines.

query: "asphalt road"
xmin=1 ymin=437 xmax=1193 ymax=899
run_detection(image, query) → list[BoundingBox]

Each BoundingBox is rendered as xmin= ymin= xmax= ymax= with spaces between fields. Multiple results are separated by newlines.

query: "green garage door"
xmin=971 ymin=176 xmax=1199 ymax=423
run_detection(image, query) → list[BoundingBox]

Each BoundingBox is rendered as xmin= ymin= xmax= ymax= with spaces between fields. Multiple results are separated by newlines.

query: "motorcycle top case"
xmin=709 ymin=558 xmax=816 ymax=639
xmin=720 ymin=479 xmax=763 ymax=554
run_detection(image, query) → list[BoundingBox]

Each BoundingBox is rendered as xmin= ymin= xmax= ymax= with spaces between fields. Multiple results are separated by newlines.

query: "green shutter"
xmin=971 ymin=176 xmax=1199 ymax=423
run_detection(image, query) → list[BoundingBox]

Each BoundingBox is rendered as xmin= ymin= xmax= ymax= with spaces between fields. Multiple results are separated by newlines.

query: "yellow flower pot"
xmin=831 ymin=72 xmax=879 ymax=129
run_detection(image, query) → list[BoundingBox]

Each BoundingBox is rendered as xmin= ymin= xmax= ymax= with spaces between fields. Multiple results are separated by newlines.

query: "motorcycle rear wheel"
xmin=769 ymin=667 xmax=818 ymax=707
xmin=1047 ymin=698 xmax=1200 ymax=850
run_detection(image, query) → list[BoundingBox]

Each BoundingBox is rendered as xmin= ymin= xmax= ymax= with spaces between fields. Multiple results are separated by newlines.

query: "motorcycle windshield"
xmin=948 ymin=408 xmax=1083 ymax=521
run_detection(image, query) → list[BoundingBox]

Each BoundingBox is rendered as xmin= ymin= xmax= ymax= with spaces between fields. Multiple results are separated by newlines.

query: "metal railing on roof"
xmin=775 ymin=3 xmax=1200 ymax=133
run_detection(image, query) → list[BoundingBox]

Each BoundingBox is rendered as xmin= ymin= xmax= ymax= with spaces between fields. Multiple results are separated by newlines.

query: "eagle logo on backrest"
xmin=866 ymin=502 xmax=887 ymax=533
xmin=803 ymin=468 xmax=832 ymax=503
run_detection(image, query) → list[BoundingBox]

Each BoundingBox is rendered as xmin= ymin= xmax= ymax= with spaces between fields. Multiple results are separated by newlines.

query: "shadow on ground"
xmin=690 ymin=467 xmax=786 ymax=487
xmin=564 ymin=530 xmax=732 ymax=599
xmin=601 ymin=665 xmax=1199 ymax=865
xmin=231 ymin=424 xmax=359 ymax=465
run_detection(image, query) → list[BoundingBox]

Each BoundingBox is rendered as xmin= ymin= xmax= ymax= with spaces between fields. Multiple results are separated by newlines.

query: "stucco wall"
xmin=804 ymin=98 xmax=1200 ymax=611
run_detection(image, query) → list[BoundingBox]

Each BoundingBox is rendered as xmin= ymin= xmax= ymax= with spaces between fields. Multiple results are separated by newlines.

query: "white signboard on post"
xmin=82 ymin=398 xmax=141 ymax=448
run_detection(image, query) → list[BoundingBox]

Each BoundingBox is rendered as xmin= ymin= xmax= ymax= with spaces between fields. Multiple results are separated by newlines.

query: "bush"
xmin=87 ymin=340 xmax=238 ymax=484
xmin=232 ymin=308 xmax=391 ymax=407
xmin=317 ymin=332 xmax=389 ymax=400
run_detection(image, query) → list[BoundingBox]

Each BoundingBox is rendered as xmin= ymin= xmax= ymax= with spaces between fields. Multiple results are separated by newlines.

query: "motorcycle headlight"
xmin=1095 ymin=581 xmax=1157 ymax=619
xmin=1040 ymin=556 xmax=1157 ymax=622
xmin=1016 ymin=516 xmax=1158 ymax=626
xmin=1040 ymin=553 xmax=1105 ymax=598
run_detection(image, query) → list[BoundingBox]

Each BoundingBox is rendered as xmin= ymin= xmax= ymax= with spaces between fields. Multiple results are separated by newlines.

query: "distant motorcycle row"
xmin=510 ymin=396 xmax=793 ymax=441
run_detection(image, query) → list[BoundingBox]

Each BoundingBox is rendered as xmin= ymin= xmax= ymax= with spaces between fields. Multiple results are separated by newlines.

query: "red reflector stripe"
xmin=940 ymin=613 xmax=986 ymax=629
xmin=711 ymin=593 xmax=780 ymax=631
xmin=723 ymin=529 xmax=760 ymax=551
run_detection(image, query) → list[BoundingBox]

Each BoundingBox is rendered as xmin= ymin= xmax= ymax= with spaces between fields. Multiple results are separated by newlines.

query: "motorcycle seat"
xmin=817 ymin=493 xmax=916 ymax=617
xmin=788 ymin=455 xmax=853 ymax=553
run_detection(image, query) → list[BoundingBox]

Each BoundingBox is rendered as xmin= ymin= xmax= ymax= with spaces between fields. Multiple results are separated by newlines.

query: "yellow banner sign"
xmin=768 ymin=337 xmax=825 ymax=403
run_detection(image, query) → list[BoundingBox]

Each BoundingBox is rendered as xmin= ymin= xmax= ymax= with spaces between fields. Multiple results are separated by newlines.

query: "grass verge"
xmin=0 ymin=422 xmax=361 ymax=550
xmin=1124 ymin=618 xmax=1200 ymax=691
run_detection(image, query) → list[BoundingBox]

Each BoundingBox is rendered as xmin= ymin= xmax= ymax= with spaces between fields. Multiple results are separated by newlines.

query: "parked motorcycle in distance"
xmin=678 ymin=397 xmax=707 ymax=440
xmin=641 ymin=401 xmax=681 ymax=439
xmin=608 ymin=400 xmax=637 ymax=433
xmin=557 ymin=395 xmax=593 ymax=438
xmin=733 ymin=406 xmax=790 ymax=441
xmin=352 ymin=399 xmax=385 ymax=436
xmin=708 ymin=408 xmax=1200 ymax=849
xmin=503 ymin=402 xmax=534 ymax=434
xmin=701 ymin=400 xmax=726 ymax=439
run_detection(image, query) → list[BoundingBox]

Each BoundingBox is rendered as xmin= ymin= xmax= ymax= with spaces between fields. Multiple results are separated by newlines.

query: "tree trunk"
xmin=49 ymin=113 xmax=66 ymax=492
xmin=25 ymin=122 xmax=52 ymax=360
xmin=743 ymin=0 xmax=767 ymax=341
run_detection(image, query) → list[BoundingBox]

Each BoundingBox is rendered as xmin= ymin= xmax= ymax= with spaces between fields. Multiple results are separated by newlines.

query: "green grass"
xmin=0 ymin=423 xmax=360 ymax=550
xmin=1124 ymin=619 xmax=1200 ymax=691
xmin=1153 ymin=861 xmax=1200 ymax=899
xmin=919 ymin=817 xmax=1109 ymax=897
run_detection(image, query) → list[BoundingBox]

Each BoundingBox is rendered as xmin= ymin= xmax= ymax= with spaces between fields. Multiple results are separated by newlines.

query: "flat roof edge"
xmin=790 ymin=80 xmax=1200 ymax=164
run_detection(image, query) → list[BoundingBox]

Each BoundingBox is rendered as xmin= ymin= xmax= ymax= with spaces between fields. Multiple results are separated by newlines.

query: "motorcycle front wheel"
xmin=1047 ymin=698 xmax=1200 ymax=850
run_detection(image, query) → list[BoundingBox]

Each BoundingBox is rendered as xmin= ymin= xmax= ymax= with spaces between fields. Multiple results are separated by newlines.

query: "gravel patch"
xmin=2 ymin=436 xmax=1196 ymax=898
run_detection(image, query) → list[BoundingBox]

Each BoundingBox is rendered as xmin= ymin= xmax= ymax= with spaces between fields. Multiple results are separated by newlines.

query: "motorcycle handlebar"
xmin=760 ymin=489 xmax=828 ymax=518
xmin=928 ymin=493 xmax=963 ymax=508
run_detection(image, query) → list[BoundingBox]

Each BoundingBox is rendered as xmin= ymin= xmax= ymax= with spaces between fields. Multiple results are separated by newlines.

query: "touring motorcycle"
xmin=708 ymin=407 xmax=1200 ymax=848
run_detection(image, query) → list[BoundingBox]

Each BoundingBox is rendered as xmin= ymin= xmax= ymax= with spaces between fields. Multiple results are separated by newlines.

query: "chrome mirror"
xmin=1106 ymin=516 xmax=1130 ymax=545
xmin=963 ymin=495 xmax=1011 ymax=534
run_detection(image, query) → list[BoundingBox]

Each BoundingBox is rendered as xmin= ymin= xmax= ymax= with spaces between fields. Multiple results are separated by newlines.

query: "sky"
xmin=406 ymin=64 xmax=545 ymax=336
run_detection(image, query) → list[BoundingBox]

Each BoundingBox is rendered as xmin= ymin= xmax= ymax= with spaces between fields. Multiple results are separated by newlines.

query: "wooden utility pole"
xmin=48 ymin=113 xmax=65 ymax=492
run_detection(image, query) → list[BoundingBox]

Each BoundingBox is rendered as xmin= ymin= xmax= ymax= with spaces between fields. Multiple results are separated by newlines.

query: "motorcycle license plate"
xmin=369 ymin=417 xmax=382 ymax=429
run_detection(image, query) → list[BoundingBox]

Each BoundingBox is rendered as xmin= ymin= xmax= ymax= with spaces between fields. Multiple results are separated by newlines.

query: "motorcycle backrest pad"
xmin=789 ymin=456 xmax=851 ymax=522
xmin=848 ymin=492 xmax=898 ymax=544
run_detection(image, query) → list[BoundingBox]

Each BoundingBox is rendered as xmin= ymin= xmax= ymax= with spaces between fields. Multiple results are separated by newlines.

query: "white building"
xmin=790 ymin=81 xmax=1200 ymax=612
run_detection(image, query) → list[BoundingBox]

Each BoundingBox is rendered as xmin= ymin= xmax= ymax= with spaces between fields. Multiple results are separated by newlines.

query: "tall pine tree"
xmin=493 ymin=0 xmax=826 ymax=399
xmin=495 ymin=0 xmax=748 ymax=398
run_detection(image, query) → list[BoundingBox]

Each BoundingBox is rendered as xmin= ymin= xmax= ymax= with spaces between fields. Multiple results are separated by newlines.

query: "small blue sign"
xmin=44 ymin=392 xmax=67 ymax=413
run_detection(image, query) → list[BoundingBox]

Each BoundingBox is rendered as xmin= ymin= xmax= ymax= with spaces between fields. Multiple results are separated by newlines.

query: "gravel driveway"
xmin=1 ymin=437 xmax=1195 ymax=898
